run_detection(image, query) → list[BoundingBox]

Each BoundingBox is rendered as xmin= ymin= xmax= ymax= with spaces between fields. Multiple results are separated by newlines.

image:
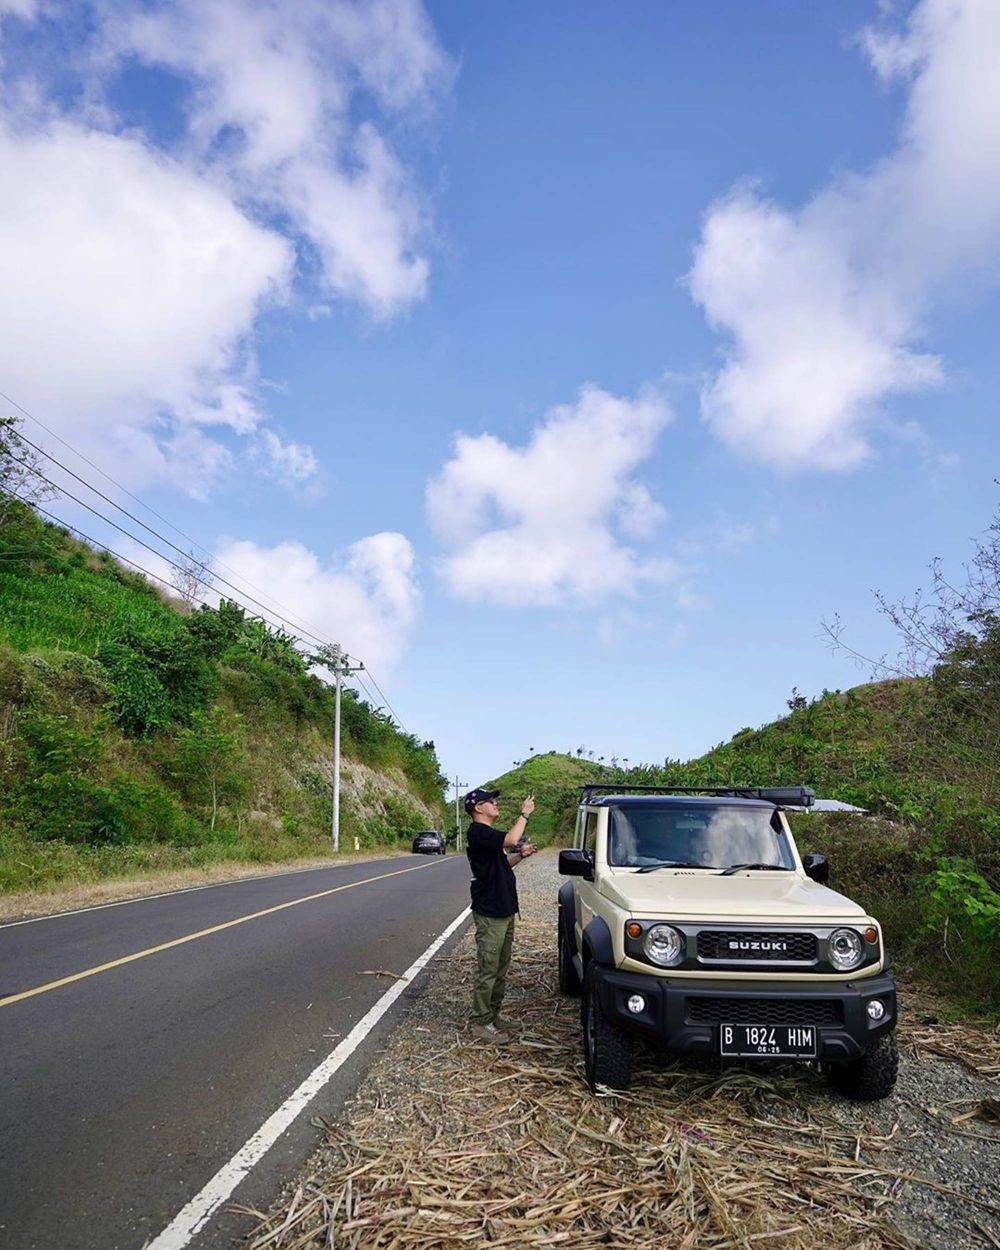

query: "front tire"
xmin=582 ymin=965 xmax=632 ymax=1092
xmin=557 ymin=911 xmax=581 ymax=996
xmin=826 ymin=1030 xmax=898 ymax=1101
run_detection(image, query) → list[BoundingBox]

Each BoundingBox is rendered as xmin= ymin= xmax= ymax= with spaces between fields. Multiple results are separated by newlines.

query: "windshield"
xmin=607 ymin=804 xmax=792 ymax=870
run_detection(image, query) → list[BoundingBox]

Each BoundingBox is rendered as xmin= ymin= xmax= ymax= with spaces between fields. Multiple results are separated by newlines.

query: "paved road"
xmin=0 ymin=854 xmax=472 ymax=1250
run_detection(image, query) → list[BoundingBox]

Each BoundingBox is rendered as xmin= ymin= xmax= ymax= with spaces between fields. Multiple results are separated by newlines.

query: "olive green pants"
xmin=470 ymin=911 xmax=516 ymax=1025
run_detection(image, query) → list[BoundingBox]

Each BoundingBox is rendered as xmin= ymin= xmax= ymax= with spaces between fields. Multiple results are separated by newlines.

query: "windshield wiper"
xmin=718 ymin=863 xmax=792 ymax=876
xmin=636 ymin=860 xmax=717 ymax=873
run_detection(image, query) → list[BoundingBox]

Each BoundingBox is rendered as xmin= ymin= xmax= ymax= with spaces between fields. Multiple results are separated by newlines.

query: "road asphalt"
xmin=0 ymin=853 xmax=473 ymax=1250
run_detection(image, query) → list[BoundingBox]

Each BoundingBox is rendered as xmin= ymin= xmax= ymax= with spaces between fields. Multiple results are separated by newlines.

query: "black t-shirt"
xmin=466 ymin=821 xmax=518 ymax=918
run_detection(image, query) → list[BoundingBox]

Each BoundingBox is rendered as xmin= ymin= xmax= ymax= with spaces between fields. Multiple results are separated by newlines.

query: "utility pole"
xmin=331 ymin=657 xmax=365 ymax=852
xmin=452 ymin=774 xmax=468 ymax=853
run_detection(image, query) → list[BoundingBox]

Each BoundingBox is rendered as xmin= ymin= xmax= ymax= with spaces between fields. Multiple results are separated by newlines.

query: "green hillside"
xmin=0 ymin=498 xmax=448 ymax=897
xmin=477 ymin=752 xmax=611 ymax=847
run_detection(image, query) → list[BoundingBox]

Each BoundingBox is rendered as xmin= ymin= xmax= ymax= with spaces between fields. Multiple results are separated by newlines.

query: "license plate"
xmin=719 ymin=1023 xmax=817 ymax=1058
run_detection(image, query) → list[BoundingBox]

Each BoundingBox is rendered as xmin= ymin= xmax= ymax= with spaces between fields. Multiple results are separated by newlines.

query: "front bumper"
xmin=591 ymin=967 xmax=896 ymax=1061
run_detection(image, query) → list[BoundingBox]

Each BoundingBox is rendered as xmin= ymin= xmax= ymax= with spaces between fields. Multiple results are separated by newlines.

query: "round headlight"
xmin=642 ymin=924 xmax=684 ymax=967
xmin=829 ymin=927 xmax=864 ymax=971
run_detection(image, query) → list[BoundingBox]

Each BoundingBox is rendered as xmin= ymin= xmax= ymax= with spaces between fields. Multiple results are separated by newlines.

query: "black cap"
xmin=464 ymin=788 xmax=500 ymax=814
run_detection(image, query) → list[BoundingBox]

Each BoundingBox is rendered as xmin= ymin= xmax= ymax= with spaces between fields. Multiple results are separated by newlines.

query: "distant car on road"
xmin=411 ymin=830 xmax=446 ymax=855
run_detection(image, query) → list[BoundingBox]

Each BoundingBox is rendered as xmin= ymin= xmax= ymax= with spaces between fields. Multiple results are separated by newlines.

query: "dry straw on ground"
xmin=238 ymin=895 xmax=1000 ymax=1250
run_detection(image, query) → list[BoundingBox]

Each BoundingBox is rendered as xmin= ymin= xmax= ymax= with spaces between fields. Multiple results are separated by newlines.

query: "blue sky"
xmin=1 ymin=0 xmax=998 ymax=790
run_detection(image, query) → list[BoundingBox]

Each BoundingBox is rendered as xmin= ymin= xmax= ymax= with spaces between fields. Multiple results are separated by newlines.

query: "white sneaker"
xmin=470 ymin=1022 xmax=510 ymax=1044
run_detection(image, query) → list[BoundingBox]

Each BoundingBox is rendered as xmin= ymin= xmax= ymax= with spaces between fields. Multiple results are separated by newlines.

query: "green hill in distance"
xmin=477 ymin=752 xmax=611 ymax=848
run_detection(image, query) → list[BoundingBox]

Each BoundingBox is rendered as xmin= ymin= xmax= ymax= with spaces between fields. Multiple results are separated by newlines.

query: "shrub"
xmin=97 ymin=642 xmax=172 ymax=737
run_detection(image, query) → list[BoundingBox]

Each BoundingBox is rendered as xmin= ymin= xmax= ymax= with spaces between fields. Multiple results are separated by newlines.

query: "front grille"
xmin=697 ymin=930 xmax=817 ymax=962
xmin=687 ymin=997 xmax=843 ymax=1026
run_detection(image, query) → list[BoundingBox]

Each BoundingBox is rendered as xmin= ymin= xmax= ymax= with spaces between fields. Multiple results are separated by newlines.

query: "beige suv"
xmin=558 ymin=786 xmax=897 ymax=1100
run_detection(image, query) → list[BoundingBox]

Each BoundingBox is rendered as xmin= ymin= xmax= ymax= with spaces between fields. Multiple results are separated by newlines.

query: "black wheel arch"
xmin=582 ymin=915 xmax=615 ymax=970
xmin=557 ymin=882 xmax=577 ymax=953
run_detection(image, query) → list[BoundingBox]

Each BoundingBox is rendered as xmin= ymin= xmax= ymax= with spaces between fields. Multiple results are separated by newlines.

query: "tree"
xmin=825 ymin=502 xmax=1000 ymax=797
xmin=173 ymin=707 xmax=245 ymax=829
xmin=0 ymin=415 xmax=56 ymax=535
xmin=172 ymin=549 xmax=212 ymax=611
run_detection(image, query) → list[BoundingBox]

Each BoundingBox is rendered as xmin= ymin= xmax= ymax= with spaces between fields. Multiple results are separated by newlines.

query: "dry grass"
xmin=896 ymin=983 xmax=1000 ymax=1080
xmin=231 ymin=907 xmax=1000 ymax=1250
xmin=0 ymin=848 xmax=412 ymax=923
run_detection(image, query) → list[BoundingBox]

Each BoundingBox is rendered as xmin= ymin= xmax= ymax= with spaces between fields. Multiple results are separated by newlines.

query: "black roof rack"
xmin=578 ymin=784 xmax=815 ymax=808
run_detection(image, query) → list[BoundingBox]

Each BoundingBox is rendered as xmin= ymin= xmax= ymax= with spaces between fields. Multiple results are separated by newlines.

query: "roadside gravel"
xmin=242 ymin=851 xmax=1000 ymax=1250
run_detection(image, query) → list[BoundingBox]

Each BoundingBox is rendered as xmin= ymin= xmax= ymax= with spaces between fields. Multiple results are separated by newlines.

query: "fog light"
xmin=627 ymin=994 xmax=646 ymax=1014
xmin=867 ymin=999 xmax=885 ymax=1021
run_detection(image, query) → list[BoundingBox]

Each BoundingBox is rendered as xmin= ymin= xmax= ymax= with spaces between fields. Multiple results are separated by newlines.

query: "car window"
xmin=608 ymin=804 xmax=791 ymax=869
xmin=583 ymin=811 xmax=598 ymax=857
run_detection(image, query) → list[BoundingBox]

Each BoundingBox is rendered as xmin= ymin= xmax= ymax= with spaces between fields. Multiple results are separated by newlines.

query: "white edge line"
xmin=144 ymin=904 xmax=472 ymax=1250
xmin=0 ymin=856 xmax=428 ymax=930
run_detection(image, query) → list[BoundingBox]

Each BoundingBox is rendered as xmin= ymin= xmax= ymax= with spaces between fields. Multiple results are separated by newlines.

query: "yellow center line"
xmin=0 ymin=861 xmax=444 ymax=1010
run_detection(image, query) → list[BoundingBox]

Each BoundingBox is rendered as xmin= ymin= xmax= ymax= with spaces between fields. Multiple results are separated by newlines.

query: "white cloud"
xmin=689 ymin=0 xmax=1000 ymax=471
xmin=103 ymin=0 xmax=449 ymax=317
xmin=427 ymin=385 xmax=676 ymax=606
xmin=0 ymin=115 xmax=291 ymax=493
xmin=214 ymin=532 xmax=419 ymax=674
xmin=0 ymin=0 xmax=451 ymax=495
xmin=254 ymin=429 xmax=320 ymax=485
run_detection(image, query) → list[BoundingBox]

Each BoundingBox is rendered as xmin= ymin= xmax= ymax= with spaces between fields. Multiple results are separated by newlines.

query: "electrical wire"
xmin=3 ymin=386 xmax=406 ymax=727
xmin=14 ymin=455 xmax=310 ymax=649
xmin=30 ymin=503 xmax=238 ymax=620
xmin=27 ymin=501 xmax=368 ymax=706
xmin=1 ymin=385 xmax=347 ymax=648
xmin=360 ymin=668 xmax=409 ymax=736
xmin=8 ymin=439 xmax=340 ymax=656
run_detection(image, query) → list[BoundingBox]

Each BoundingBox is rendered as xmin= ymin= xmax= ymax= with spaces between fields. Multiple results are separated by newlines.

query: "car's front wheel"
xmin=582 ymin=965 xmax=632 ymax=1092
xmin=826 ymin=1030 xmax=898 ymax=1101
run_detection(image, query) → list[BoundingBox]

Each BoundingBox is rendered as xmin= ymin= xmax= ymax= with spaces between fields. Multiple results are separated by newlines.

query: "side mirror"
xmin=559 ymin=848 xmax=594 ymax=880
xmin=802 ymin=852 xmax=829 ymax=883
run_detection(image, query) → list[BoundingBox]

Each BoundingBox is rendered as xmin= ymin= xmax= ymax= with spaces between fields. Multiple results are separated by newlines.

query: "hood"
xmin=601 ymin=869 xmax=868 ymax=921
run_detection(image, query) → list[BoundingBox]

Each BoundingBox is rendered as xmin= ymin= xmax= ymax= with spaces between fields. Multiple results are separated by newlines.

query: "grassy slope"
xmin=0 ymin=506 xmax=448 ymax=896
xmin=478 ymin=753 xmax=611 ymax=846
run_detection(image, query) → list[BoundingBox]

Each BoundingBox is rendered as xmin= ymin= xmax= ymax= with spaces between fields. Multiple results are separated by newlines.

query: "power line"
xmin=33 ymin=503 xmax=396 ymax=736
xmin=8 ymin=439 xmax=339 ymax=656
xmin=25 ymin=451 xmax=408 ymax=732
xmin=10 ymin=453 xmax=315 ymax=650
xmin=362 ymin=668 xmax=409 ymax=737
xmin=0 ymin=385 xmax=348 ymax=649
xmin=30 ymin=503 xmax=234 ymax=621
xmin=3 ymin=385 xmax=410 ymax=733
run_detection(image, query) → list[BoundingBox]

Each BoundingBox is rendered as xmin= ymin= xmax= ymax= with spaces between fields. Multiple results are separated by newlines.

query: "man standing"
xmin=464 ymin=787 xmax=536 ymax=1043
